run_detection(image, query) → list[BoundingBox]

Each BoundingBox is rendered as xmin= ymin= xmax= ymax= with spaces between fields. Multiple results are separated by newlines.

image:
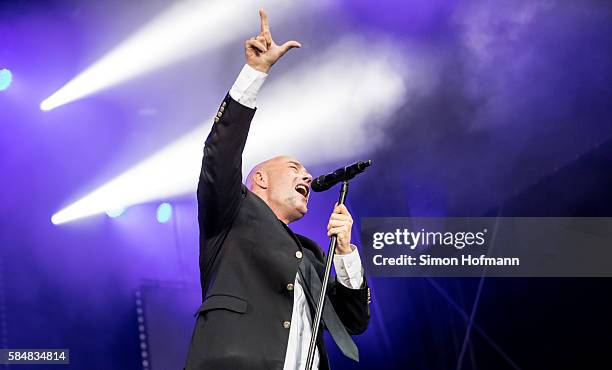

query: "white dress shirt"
xmin=228 ymin=64 xmax=365 ymax=370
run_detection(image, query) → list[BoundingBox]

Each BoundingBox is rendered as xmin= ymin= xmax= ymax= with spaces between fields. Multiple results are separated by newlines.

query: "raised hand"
xmin=245 ymin=9 xmax=301 ymax=73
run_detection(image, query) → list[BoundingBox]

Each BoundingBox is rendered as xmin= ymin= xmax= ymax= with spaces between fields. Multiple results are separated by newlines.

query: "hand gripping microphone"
xmin=311 ymin=160 xmax=372 ymax=192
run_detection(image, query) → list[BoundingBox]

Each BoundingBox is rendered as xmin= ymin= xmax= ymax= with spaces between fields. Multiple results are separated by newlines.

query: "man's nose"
xmin=303 ymin=172 xmax=313 ymax=184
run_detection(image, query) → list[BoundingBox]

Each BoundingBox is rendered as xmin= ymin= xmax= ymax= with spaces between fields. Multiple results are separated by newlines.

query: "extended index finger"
xmin=259 ymin=9 xmax=270 ymax=33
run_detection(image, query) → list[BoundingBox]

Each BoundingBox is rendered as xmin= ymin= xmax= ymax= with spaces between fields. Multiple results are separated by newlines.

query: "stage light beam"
xmin=51 ymin=38 xmax=429 ymax=224
xmin=39 ymin=0 xmax=293 ymax=111
xmin=106 ymin=208 xmax=126 ymax=218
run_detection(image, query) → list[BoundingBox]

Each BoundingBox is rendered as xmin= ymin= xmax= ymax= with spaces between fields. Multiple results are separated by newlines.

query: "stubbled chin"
xmin=297 ymin=198 xmax=308 ymax=215
xmin=298 ymin=203 xmax=308 ymax=214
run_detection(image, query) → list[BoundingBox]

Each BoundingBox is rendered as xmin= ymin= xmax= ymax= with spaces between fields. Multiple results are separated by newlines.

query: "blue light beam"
xmin=156 ymin=203 xmax=173 ymax=223
xmin=0 ymin=69 xmax=12 ymax=91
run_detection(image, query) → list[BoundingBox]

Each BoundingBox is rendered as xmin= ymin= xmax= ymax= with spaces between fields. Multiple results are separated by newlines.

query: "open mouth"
xmin=295 ymin=184 xmax=309 ymax=199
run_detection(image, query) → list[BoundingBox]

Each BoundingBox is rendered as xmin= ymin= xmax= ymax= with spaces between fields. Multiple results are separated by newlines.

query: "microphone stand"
xmin=305 ymin=180 xmax=349 ymax=370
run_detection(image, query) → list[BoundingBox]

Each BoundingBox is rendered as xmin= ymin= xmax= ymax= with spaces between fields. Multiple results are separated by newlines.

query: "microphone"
xmin=311 ymin=160 xmax=372 ymax=192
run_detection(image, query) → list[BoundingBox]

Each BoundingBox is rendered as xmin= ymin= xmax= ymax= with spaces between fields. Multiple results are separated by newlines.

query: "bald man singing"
xmin=184 ymin=10 xmax=370 ymax=370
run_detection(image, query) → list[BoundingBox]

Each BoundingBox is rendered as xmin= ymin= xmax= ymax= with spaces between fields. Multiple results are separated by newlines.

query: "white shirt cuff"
xmin=228 ymin=64 xmax=268 ymax=109
xmin=334 ymin=245 xmax=364 ymax=289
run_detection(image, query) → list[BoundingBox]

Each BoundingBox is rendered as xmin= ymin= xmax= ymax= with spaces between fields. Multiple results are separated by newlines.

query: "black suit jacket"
xmin=184 ymin=94 xmax=370 ymax=370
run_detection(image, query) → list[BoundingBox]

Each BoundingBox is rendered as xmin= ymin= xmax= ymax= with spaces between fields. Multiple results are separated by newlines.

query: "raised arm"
xmin=197 ymin=9 xmax=301 ymax=233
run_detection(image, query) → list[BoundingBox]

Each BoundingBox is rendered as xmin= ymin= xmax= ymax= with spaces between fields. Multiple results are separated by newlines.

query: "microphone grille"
xmin=311 ymin=175 xmax=328 ymax=192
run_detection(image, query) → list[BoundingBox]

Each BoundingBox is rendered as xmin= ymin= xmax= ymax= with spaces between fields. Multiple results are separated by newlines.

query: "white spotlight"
xmin=40 ymin=0 xmax=293 ymax=111
xmin=51 ymin=124 xmax=208 ymax=225
xmin=51 ymin=37 xmax=430 ymax=224
xmin=106 ymin=207 xmax=126 ymax=218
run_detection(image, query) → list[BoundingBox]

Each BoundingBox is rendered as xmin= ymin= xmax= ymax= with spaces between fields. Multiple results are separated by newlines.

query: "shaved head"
xmin=246 ymin=155 xmax=299 ymax=191
xmin=245 ymin=156 xmax=292 ymax=190
xmin=246 ymin=155 xmax=313 ymax=224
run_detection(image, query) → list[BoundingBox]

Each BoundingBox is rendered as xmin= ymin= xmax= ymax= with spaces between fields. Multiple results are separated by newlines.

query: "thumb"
xmin=278 ymin=40 xmax=301 ymax=56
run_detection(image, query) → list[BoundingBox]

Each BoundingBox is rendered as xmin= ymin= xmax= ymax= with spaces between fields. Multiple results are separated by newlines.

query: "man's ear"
xmin=253 ymin=170 xmax=268 ymax=189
